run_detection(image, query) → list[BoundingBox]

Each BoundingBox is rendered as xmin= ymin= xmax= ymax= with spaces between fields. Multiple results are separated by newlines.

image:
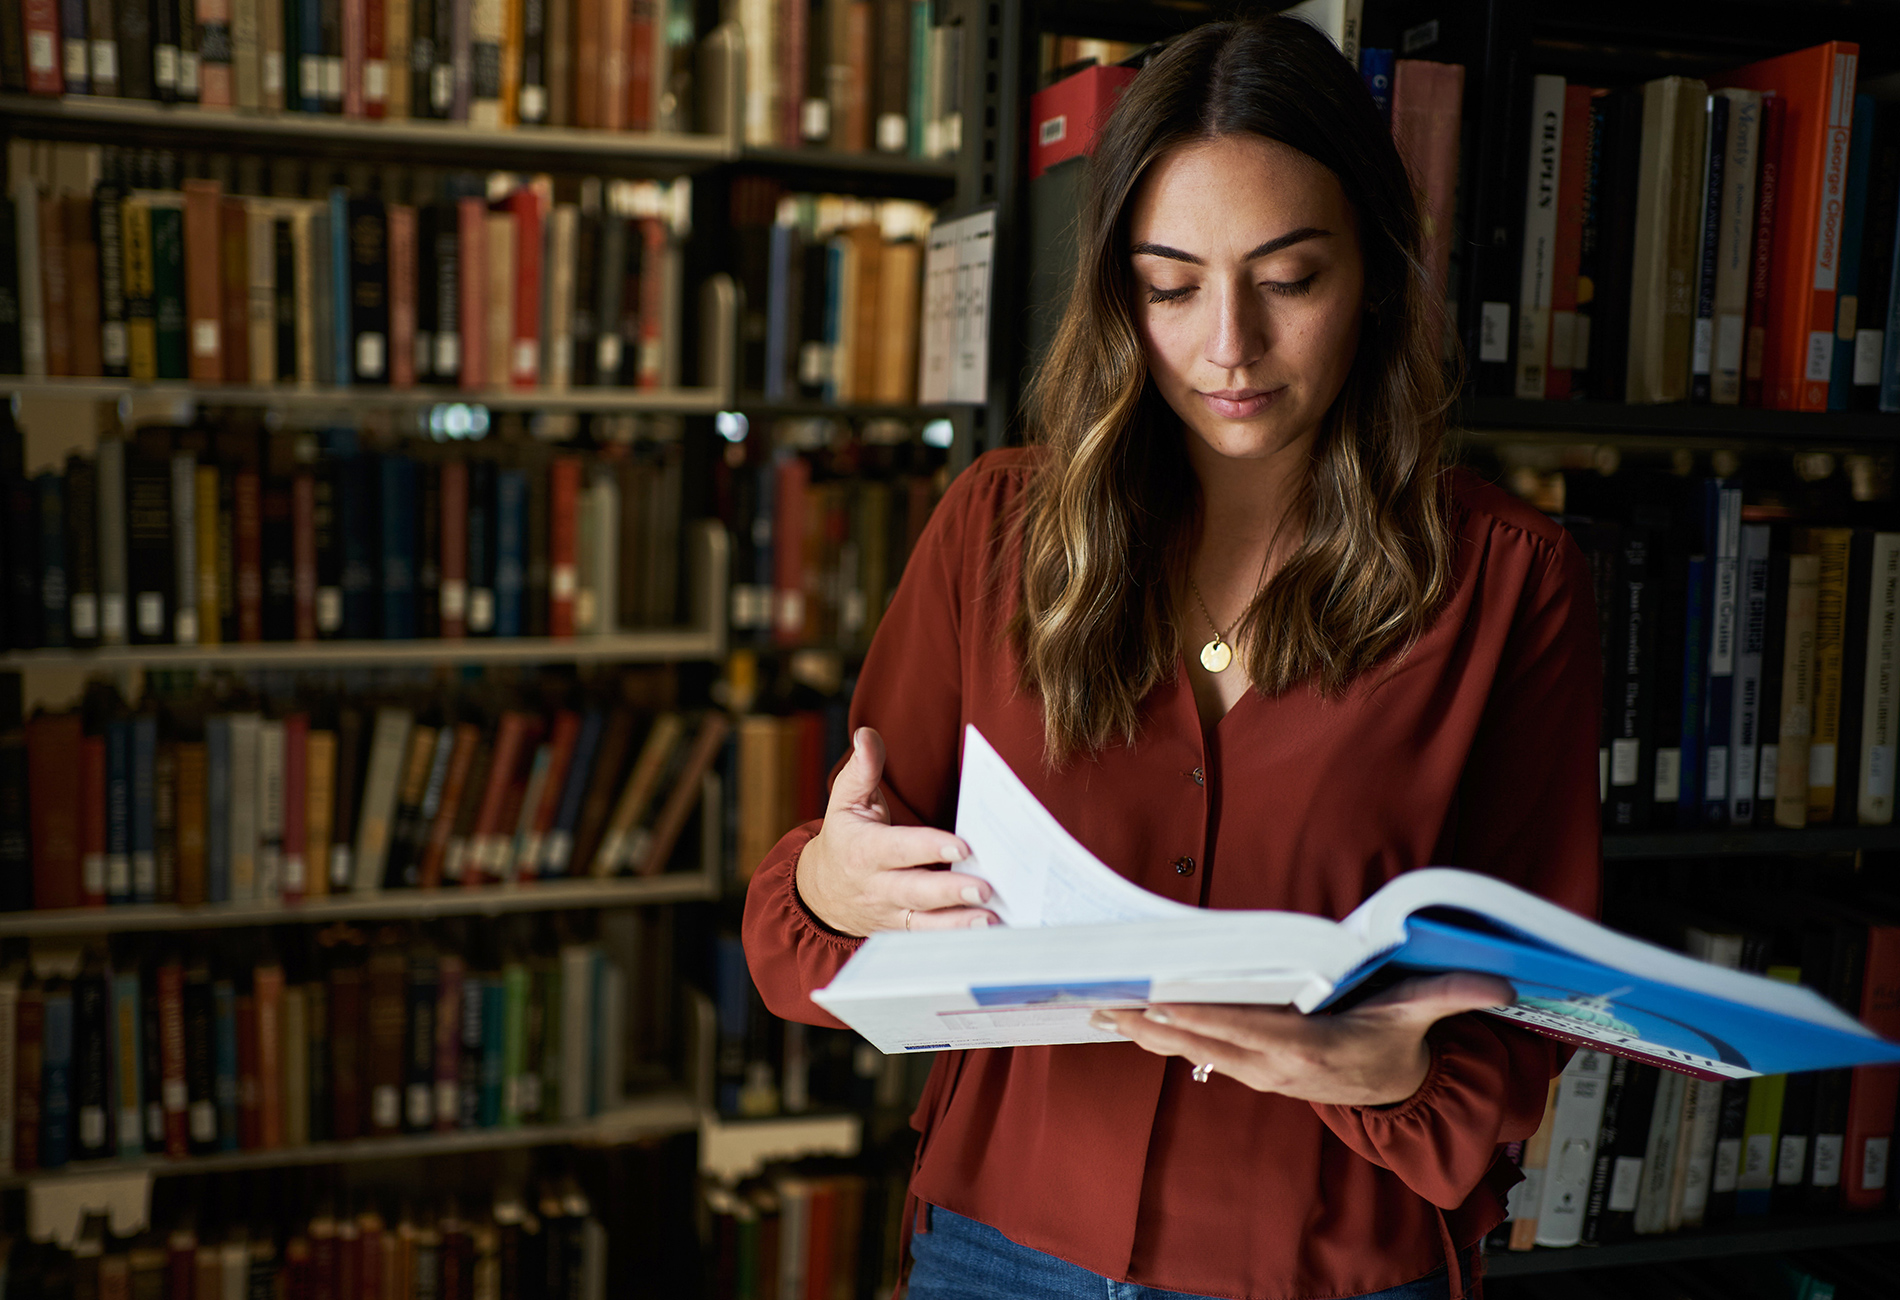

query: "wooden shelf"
xmin=1602 ymin=826 xmax=1900 ymax=859
xmin=727 ymin=398 xmax=959 ymax=419
xmin=0 ymin=629 xmax=722 ymax=671
xmin=1456 ymin=397 xmax=1900 ymax=446
xmin=734 ymin=146 xmax=959 ymax=196
xmin=0 ymin=872 xmax=717 ymax=937
xmin=3 ymin=378 xmax=730 ymax=414
xmin=0 ymin=1092 xmax=702 ymax=1188
xmin=1482 ymin=1213 xmax=1900 ymax=1276
xmin=0 ymin=95 xmax=727 ymax=172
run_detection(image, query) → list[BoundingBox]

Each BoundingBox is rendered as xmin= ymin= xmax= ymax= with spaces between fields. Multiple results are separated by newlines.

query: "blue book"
xmin=480 ymin=979 xmax=506 ymax=1127
xmin=330 ymin=187 xmax=353 ymax=385
xmin=298 ymin=0 xmax=322 ymax=112
xmin=105 ymin=719 xmax=132 ymax=904
xmin=1359 ymin=48 xmax=1394 ymax=123
xmin=111 ymin=969 xmax=143 ymax=1159
xmin=494 ymin=468 xmax=527 ymax=637
xmin=1702 ymin=482 xmax=1742 ymax=825
xmin=206 ymin=716 xmax=231 ymax=903
xmin=379 ymin=454 xmax=417 ymax=639
xmin=59 ymin=0 xmax=86 ymax=93
xmin=41 ymin=981 xmax=73 ymax=1168
xmin=36 ymin=471 xmax=67 ymax=649
xmin=212 ymin=980 xmax=238 ymax=1151
xmin=338 ymin=453 xmax=380 ymax=639
xmin=546 ymin=709 xmax=606 ymax=876
xmin=131 ymin=715 xmax=157 ymax=904
xmin=1831 ymin=93 xmax=1878 ymax=411
xmin=714 ymin=934 xmax=750 ymax=1115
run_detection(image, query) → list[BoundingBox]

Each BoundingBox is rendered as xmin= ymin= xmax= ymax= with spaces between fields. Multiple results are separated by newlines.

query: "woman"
xmin=744 ymin=15 xmax=1601 ymax=1300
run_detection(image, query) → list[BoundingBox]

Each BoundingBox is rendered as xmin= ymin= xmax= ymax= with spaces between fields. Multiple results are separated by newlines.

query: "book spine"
xmin=1728 ymin=525 xmax=1770 ymax=823
xmin=1830 ymin=93 xmax=1878 ymax=411
xmin=1514 ymin=74 xmax=1564 ymax=399
xmin=170 ymin=455 xmax=198 ymax=645
xmin=1690 ymin=94 xmax=1728 ymax=404
xmin=1857 ymin=534 xmax=1900 ymax=824
xmin=1807 ymin=529 xmax=1854 ymax=822
xmin=388 ymin=204 xmax=416 ymax=388
xmin=40 ymin=981 xmax=71 ymax=1168
xmin=403 ymin=956 xmax=438 ymax=1131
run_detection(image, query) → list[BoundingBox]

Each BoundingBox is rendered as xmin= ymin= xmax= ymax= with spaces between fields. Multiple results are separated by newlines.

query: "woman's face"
xmin=1127 ymin=133 xmax=1366 ymax=468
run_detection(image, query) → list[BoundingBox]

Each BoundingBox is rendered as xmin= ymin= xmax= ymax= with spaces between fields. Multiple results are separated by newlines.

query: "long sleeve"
xmin=743 ymin=460 xmax=1019 ymax=1026
xmin=1311 ymin=516 xmax=1605 ymax=1208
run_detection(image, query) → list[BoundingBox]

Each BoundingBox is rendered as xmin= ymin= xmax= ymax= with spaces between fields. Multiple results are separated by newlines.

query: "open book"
xmin=812 ymin=728 xmax=1900 ymax=1080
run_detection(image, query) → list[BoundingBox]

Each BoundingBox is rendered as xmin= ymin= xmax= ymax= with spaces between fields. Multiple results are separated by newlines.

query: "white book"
xmin=543 ymin=203 xmax=578 ymax=391
xmin=228 ymin=713 xmax=262 ymax=902
xmin=776 ymin=1177 xmax=809 ymax=1300
xmin=586 ymin=468 xmax=619 ymax=635
xmin=1729 ymin=525 xmax=1771 ymax=822
xmin=1675 ymin=1078 xmax=1724 ymax=1227
xmin=1682 ymin=926 xmax=1747 ymax=1215
xmin=257 ymin=720 xmax=285 ymax=900
xmin=1858 ymin=533 xmax=1900 ymax=824
xmin=1515 ymin=75 xmax=1566 ymax=398
xmin=96 ymin=436 xmax=128 ymax=646
xmin=740 ymin=0 xmax=778 ymax=147
xmin=1632 ymin=1067 xmax=1687 ymax=1234
xmin=1689 ymin=95 xmax=1721 ymax=396
xmin=1533 ymin=1048 xmax=1614 ymax=1247
xmin=352 ymin=708 xmax=415 ymax=893
xmin=13 ymin=179 xmax=44 ymax=377
xmin=592 ymin=954 xmax=624 ymax=1112
xmin=170 ymin=453 xmax=199 ymax=645
xmin=559 ymin=944 xmax=594 ymax=1121
xmin=1711 ymin=89 xmax=1762 ymax=403
xmin=232 ymin=0 xmax=260 ymax=108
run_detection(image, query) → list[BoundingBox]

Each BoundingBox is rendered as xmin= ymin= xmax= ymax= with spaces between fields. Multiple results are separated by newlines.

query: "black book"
xmin=466 ymin=458 xmax=495 ymax=636
xmin=260 ymin=474 xmax=295 ymax=641
xmin=95 ymin=178 xmax=128 ymax=377
xmin=1607 ymin=522 xmax=1656 ymax=830
xmin=36 ymin=471 xmax=67 ymax=650
xmin=272 ymin=218 xmax=296 ymax=382
xmin=1689 ymin=94 xmax=1728 ymax=405
xmin=1579 ymin=1054 xmax=1631 ymax=1243
xmin=1703 ymin=1073 xmax=1752 ymax=1225
xmin=329 ymin=705 xmax=366 ymax=893
xmin=416 ymin=460 xmax=441 ymax=639
xmin=524 ymin=456 xmax=548 ymax=637
xmin=414 ymin=205 xmax=439 ymax=381
xmin=72 ymin=965 xmax=110 ymax=1159
xmin=347 ymin=198 xmax=389 ymax=384
xmin=1588 ymin=1062 xmax=1660 ymax=1244
xmin=312 ymin=457 xmax=341 ymax=638
xmin=410 ymin=0 xmax=437 ymax=120
xmin=64 ymin=452 xmax=99 ymax=649
xmin=430 ymin=0 xmax=454 ymax=117
xmin=457 ymin=968 xmax=484 ymax=1128
xmin=1802 ymin=912 xmax=1865 ymax=1213
xmin=153 ymin=0 xmax=180 ymax=102
xmin=403 ymin=950 xmax=439 ymax=1131
xmin=431 ymin=202 xmax=460 ymax=384
xmin=125 ymin=448 xmax=173 ymax=646
xmin=0 ymin=0 xmax=25 ymax=92
xmin=182 ymin=962 xmax=218 ymax=1153
xmin=115 ymin=0 xmax=154 ymax=100
xmin=306 ymin=979 xmax=331 ymax=1142
xmin=797 ymin=238 xmax=829 ymax=399
xmin=0 ymin=717 xmax=26 ymax=911
xmin=593 ymin=214 xmax=627 ymax=387
xmin=174 ymin=0 xmax=197 ymax=103
xmin=569 ymin=197 xmax=599 ymax=386
xmin=140 ymin=959 xmax=166 ymax=1151
xmin=0 ymin=197 xmax=21 ymax=375
xmin=1833 ymin=529 xmax=1875 ymax=826
xmin=517 ymin=0 xmax=545 ymax=123
xmin=1587 ymin=88 xmax=1645 ymax=401
xmin=1854 ymin=102 xmax=1900 ymax=412
xmin=215 ymin=444 xmax=239 ymax=643
xmin=4 ymin=419 xmax=41 ymax=651
xmin=616 ymin=224 xmax=644 ymax=386
xmin=318 ymin=0 xmax=342 ymax=112
xmin=1755 ymin=537 xmax=1792 ymax=827
xmin=337 ymin=452 xmax=379 ymax=640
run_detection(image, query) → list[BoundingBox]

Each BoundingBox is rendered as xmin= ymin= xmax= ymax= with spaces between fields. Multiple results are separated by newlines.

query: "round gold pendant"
xmin=1200 ymin=638 xmax=1233 ymax=673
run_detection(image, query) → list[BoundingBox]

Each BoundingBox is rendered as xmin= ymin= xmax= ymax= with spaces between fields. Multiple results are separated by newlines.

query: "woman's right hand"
xmin=794 ymin=726 xmax=998 ymax=937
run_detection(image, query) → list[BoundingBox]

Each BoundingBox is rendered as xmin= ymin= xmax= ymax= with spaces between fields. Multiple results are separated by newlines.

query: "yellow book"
xmin=122 ymin=196 xmax=157 ymax=381
xmin=304 ymin=730 xmax=336 ymax=899
xmin=1773 ymin=554 xmax=1821 ymax=827
xmin=1799 ymin=528 xmax=1853 ymax=823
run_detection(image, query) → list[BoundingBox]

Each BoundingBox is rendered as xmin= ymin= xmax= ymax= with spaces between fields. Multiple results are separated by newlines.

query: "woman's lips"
xmin=1197 ymin=387 xmax=1285 ymax=419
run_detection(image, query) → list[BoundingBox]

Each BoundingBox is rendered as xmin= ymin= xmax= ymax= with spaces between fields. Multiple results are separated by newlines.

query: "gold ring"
xmin=904 ymin=908 xmax=914 ymax=930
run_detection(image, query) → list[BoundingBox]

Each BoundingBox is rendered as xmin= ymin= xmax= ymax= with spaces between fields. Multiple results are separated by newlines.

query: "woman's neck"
xmin=1186 ymin=432 xmax=1313 ymax=574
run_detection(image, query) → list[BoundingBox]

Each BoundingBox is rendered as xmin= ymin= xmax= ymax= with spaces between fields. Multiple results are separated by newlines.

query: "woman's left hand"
xmin=1090 ymin=972 xmax=1516 ymax=1107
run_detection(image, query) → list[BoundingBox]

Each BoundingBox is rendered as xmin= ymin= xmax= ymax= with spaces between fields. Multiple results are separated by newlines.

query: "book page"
xmin=955 ymin=726 xmax=1195 ymax=927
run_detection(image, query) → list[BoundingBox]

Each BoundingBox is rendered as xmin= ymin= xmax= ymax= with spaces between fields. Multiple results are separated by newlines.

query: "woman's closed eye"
xmin=1266 ymin=273 xmax=1318 ymax=297
xmin=1146 ymin=284 xmax=1197 ymax=305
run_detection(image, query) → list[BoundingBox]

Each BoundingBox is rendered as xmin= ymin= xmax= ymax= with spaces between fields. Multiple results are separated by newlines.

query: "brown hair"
xmin=1013 ymin=14 xmax=1456 ymax=758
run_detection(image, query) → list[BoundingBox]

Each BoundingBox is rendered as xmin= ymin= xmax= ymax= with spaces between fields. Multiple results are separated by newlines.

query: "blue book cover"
xmin=494 ymin=468 xmax=527 ymax=637
xmin=379 ymin=454 xmax=417 ymax=639
xmin=212 ymin=980 xmax=238 ymax=1151
xmin=298 ymin=0 xmax=322 ymax=112
xmin=131 ymin=715 xmax=157 ymax=904
xmin=206 ymin=716 xmax=231 ymax=903
xmin=715 ymin=934 xmax=750 ymax=1115
xmin=330 ymin=187 xmax=352 ymax=385
xmin=479 ymin=979 xmax=506 ymax=1127
xmin=1359 ymin=48 xmax=1394 ymax=123
xmin=1677 ymin=556 xmax=1707 ymax=828
xmin=1832 ymin=94 xmax=1878 ymax=411
xmin=546 ymin=709 xmax=606 ymax=876
xmin=41 ymin=982 xmax=73 ymax=1168
xmin=1701 ymin=482 xmax=1741 ymax=824
xmin=105 ymin=718 xmax=132 ymax=904
xmin=764 ymin=222 xmax=795 ymax=401
xmin=36 ymin=471 xmax=67 ymax=649
xmin=111 ymin=969 xmax=143 ymax=1159
xmin=338 ymin=453 xmax=380 ymax=639
xmin=59 ymin=0 xmax=87 ymax=94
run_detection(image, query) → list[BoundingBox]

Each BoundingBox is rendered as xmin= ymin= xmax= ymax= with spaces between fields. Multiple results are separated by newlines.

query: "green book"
xmin=148 ymin=201 xmax=186 ymax=380
xmin=1737 ymin=965 xmax=1801 ymax=1213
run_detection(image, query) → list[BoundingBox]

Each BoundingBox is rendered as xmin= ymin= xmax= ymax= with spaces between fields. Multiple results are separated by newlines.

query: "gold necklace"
xmin=1188 ymin=578 xmax=1241 ymax=674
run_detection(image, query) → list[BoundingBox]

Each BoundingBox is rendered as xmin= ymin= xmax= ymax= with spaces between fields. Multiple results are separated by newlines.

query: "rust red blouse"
xmin=743 ymin=448 xmax=1603 ymax=1300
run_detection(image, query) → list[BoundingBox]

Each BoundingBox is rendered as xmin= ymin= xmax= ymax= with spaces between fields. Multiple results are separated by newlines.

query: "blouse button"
xmin=1191 ymin=767 xmax=1205 ymax=786
xmin=1173 ymin=856 xmax=1196 ymax=876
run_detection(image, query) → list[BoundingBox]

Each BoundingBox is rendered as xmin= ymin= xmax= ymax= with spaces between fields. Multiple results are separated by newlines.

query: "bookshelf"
xmin=1 ymin=379 xmax=733 ymax=414
xmin=1481 ymin=1213 xmax=1900 ymax=1276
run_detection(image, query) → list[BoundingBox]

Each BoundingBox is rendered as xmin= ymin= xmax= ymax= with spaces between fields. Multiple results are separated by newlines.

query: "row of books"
xmin=729 ymin=0 xmax=963 ymax=160
xmin=2 ymin=140 xmax=688 ymax=389
xmin=718 ymin=433 xmax=947 ymax=650
xmin=729 ymin=183 xmax=934 ymax=406
xmin=1496 ymin=892 xmax=1900 ymax=1249
xmin=0 ymin=420 xmax=685 ymax=652
xmin=702 ymin=1164 xmax=906 ymax=1300
xmin=1484 ymin=40 xmax=1900 ymax=413
xmin=2 ymin=0 xmax=697 ymax=133
xmin=9 ymin=679 xmax=729 ymax=909
xmin=1566 ymin=472 xmax=1900 ymax=832
xmin=0 ymin=927 xmax=634 ymax=1174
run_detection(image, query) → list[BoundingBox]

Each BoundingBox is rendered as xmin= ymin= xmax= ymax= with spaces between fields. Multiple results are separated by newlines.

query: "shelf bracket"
xmin=27 ymin=1171 xmax=152 ymax=1247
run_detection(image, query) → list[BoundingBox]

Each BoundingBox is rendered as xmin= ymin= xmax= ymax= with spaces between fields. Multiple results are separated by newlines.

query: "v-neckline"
xmin=1179 ymin=651 xmax=1251 ymax=735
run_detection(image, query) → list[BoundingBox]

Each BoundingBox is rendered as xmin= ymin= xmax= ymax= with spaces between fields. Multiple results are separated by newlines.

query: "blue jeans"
xmin=908 ymin=1208 xmax=1463 ymax=1300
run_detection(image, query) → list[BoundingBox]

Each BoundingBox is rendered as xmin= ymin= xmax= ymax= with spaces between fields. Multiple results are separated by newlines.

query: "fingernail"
xmin=942 ymin=843 xmax=967 ymax=862
xmin=967 ymin=914 xmax=995 ymax=929
xmin=959 ymin=884 xmax=987 ymax=905
xmin=1143 ymin=1007 xmax=1171 ymax=1025
xmin=1089 ymin=1011 xmax=1120 ymax=1033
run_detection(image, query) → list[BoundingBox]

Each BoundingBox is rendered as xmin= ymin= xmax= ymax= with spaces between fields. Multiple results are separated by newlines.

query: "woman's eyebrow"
xmin=1129 ymin=227 xmax=1332 ymax=265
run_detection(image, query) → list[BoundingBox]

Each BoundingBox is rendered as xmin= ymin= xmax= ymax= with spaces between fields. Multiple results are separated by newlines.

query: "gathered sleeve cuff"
xmin=742 ymin=818 xmax=863 ymax=1029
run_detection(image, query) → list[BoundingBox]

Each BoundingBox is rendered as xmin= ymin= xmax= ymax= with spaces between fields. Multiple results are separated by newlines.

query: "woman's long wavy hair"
xmin=1013 ymin=14 xmax=1456 ymax=759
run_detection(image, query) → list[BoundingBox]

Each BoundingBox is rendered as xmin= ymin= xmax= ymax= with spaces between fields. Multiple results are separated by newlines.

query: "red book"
xmin=467 ymin=712 xmax=535 ymax=885
xmin=1712 ymin=43 xmax=1860 ymax=411
xmin=14 ymin=984 xmax=43 ymax=1171
xmin=1544 ymin=83 xmax=1592 ymax=400
xmin=1843 ymin=922 xmax=1900 ymax=1208
xmin=803 ymin=1181 xmax=837 ymax=1300
xmin=433 ymin=956 xmax=462 ymax=1131
xmin=293 ymin=471 xmax=317 ymax=640
xmin=26 ymin=712 xmax=84 ymax=911
xmin=254 ymin=965 xmax=284 ymax=1148
xmin=794 ymin=711 xmax=825 ymax=823
xmin=39 ymin=196 xmax=69 ymax=376
xmin=547 ymin=456 xmax=579 ymax=636
xmin=457 ymin=198 xmax=488 ymax=392
xmin=219 ymin=197 xmax=251 ymax=384
xmin=364 ymin=0 xmax=387 ymax=117
xmin=773 ymin=454 xmax=810 ymax=646
xmin=343 ymin=0 xmax=366 ymax=117
xmin=1743 ymin=94 xmax=1786 ymax=409
xmin=157 ymin=959 xmax=189 ymax=1157
xmin=1028 ymin=62 xmax=1137 ymax=179
xmin=80 ymin=734 xmax=106 ymax=906
xmin=772 ymin=0 xmax=801 ymax=145
xmin=166 ymin=1232 xmax=196 ymax=1300
xmin=282 ymin=714 xmax=308 ymax=904
xmin=236 ymin=990 xmax=260 ymax=1149
xmin=21 ymin=0 xmax=62 ymax=93
xmin=508 ymin=189 xmax=543 ymax=388
xmin=1391 ymin=61 xmax=1464 ymax=316
xmin=520 ymin=710 xmax=581 ymax=880
xmin=635 ymin=217 xmax=666 ymax=388
xmin=387 ymin=204 xmax=417 ymax=388
xmin=181 ymin=180 xmax=224 ymax=383
xmin=626 ymin=0 xmax=654 ymax=132
xmin=418 ymin=724 xmax=480 ymax=887
xmin=235 ymin=468 xmax=264 ymax=642
xmin=438 ymin=460 xmax=468 ymax=638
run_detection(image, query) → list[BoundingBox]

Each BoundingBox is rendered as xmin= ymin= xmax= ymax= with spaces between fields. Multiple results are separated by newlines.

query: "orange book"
xmin=254 ymin=965 xmax=285 ymax=1148
xmin=387 ymin=204 xmax=417 ymax=388
xmin=182 ymin=179 xmax=224 ymax=383
xmin=1545 ymin=83 xmax=1593 ymax=400
xmin=26 ymin=713 xmax=84 ymax=911
xmin=438 ymin=460 xmax=468 ymax=637
xmin=456 ymin=197 xmax=488 ymax=391
xmin=600 ymin=0 xmax=627 ymax=130
xmin=1710 ymin=42 xmax=1860 ymax=411
xmin=237 ymin=991 xmax=261 ymax=1148
xmin=218 ymin=197 xmax=250 ymax=384
xmin=633 ymin=711 xmax=732 ymax=875
xmin=39 ymin=195 xmax=70 ymax=376
xmin=304 ymin=729 xmax=336 ymax=900
xmin=572 ymin=0 xmax=600 ymax=126
xmin=81 ymin=734 xmax=107 ymax=906
xmin=63 ymin=196 xmax=102 ymax=377
xmin=467 ymin=712 xmax=536 ymax=884
xmin=508 ymin=189 xmax=543 ymax=388
xmin=418 ymin=724 xmax=480 ymax=887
